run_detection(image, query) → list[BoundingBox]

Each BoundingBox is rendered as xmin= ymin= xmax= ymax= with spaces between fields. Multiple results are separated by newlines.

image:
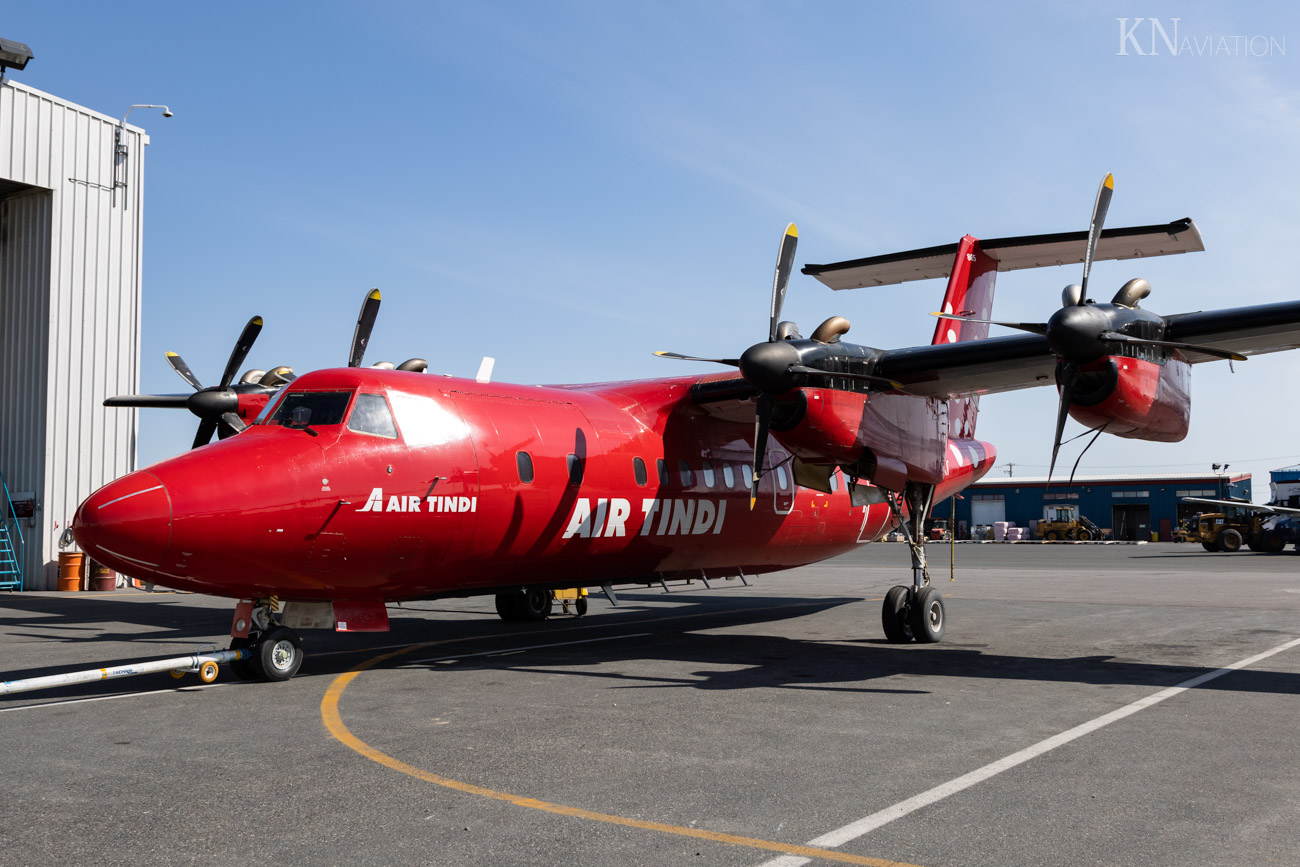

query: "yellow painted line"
xmin=320 ymin=637 xmax=923 ymax=867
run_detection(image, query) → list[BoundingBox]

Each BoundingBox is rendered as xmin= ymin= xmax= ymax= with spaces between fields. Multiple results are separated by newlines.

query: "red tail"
xmin=933 ymin=236 xmax=997 ymax=439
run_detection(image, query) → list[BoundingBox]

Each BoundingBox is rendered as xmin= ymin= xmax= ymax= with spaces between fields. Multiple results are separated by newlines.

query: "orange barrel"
xmin=57 ymin=552 xmax=85 ymax=592
xmin=88 ymin=560 xmax=116 ymax=592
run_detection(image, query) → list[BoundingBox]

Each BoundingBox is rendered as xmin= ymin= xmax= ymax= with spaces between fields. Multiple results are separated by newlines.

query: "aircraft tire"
xmin=519 ymin=588 xmax=553 ymax=622
xmin=909 ymin=586 xmax=945 ymax=644
xmin=881 ymin=585 xmax=913 ymax=643
xmin=1201 ymin=541 xmax=1217 ymax=552
xmin=228 ymin=636 xmax=262 ymax=681
xmin=257 ymin=626 xmax=303 ymax=682
xmin=1218 ymin=529 xmax=1243 ymax=553
xmin=495 ymin=592 xmax=524 ymax=622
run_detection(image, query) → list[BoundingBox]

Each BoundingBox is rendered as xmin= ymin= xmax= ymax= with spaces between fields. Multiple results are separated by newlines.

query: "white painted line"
xmin=401 ymin=632 xmax=653 ymax=666
xmin=758 ymin=635 xmax=1300 ymax=867
xmin=0 ymin=682 xmax=225 ymax=714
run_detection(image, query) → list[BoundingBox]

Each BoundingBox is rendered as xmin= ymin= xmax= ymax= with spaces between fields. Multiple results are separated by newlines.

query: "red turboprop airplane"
xmin=75 ymin=177 xmax=1300 ymax=681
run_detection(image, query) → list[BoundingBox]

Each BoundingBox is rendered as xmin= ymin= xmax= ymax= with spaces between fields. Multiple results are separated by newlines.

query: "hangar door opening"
xmin=971 ymin=495 xmax=1005 ymax=527
xmin=1112 ymin=505 xmax=1150 ymax=541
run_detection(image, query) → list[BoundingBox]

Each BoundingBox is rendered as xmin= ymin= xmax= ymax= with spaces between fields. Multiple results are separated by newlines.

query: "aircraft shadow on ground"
xmin=5 ymin=591 xmax=1299 ymax=704
xmin=0 ymin=593 xmax=231 ymax=645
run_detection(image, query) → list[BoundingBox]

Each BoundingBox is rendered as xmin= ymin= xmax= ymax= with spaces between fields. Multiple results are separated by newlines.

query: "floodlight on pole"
xmin=113 ymin=104 xmax=173 ymax=206
xmin=0 ymin=37 xmax=33 ymax=84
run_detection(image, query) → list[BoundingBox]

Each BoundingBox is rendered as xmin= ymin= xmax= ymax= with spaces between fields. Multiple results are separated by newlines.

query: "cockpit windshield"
xmin=266 ymin=391 xmax=352 ymax=427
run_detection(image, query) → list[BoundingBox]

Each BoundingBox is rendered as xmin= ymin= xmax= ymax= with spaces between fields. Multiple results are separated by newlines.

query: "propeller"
xmin=655 ymin=223 xmax=906 ymax=507
xmin=105 ymin=316 xmax=265 ymax=448
xmin=936 ymin=174 xmax=1247 ymax=481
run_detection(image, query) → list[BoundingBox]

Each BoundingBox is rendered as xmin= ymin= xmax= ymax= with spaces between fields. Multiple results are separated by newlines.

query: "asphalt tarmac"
xmin=1 ymin=542 xmax=1297 ymax=867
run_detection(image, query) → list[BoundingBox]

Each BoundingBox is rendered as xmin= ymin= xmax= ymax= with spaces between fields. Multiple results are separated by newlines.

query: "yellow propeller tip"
xmin=252 ymin=316 xmax=263 ymax=326
xmin=368 ymin=288 xmax=382 ymax=301
xmin=749 ymin=496 xmax=756 ymax=511
xmin=653 ymin=351 xmax=669 ymax=357
xmin=1103 ymin=173 xmax=1114 ymax=189
xmin=165 ymin=351 xmax=179 ymax=357
xmin=785 ymin=223 xmax=798 ymax=238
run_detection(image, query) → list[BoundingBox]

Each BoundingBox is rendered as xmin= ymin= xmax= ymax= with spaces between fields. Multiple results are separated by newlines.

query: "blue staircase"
xmin=0 ymin=469 xmax=24 ymax=591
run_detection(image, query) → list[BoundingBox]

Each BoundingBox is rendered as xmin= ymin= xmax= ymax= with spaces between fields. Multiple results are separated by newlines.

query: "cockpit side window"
xmin=347 ymin=393 xmax=398 ymax=439
xmin=269 ymin=391 xmax=352 ymax=426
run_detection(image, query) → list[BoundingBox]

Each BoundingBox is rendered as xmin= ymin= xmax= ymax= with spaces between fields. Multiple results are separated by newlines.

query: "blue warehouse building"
xmin=942 ymin=472 xmax=1251 ymax=541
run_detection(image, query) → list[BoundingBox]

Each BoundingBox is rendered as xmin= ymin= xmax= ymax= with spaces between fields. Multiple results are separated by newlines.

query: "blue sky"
xmin=8 ymin=2 xmax=1300 ymax=498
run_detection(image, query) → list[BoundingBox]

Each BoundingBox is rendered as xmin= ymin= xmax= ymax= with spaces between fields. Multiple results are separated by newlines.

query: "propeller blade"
xmin=349 ymin=288 xmax=382 ymax=368
xmin=751 ymin=393 xmax=773 ymax=510
xmin=786 ymin=364 xmax=905 ymax=391
xmin=219 ymin=411 xmax=246 ymax=437
xmin=218 ymin=316 xmax=264 ymax=390
xmin=768 ymin=223 xmax=799 ymax=342
xmin=931 ymin=313 xmax=1048 ymax=335
xmin=1099 ymin=331 xmax=1247 ymax=362
xmin=653 ymin=351 xmax=741 ymax=366
xmin=192 ymin=418 xmax=219 ymax=449
xmin=1079 ymin=173 xmax=1114 ymax=302
xmin=1048 ymin=362 xmax=1078 ymax=482
xmin=165 ymin=352 xmax=204 ymax=391
xmin=104 ymin=394 xmax=191 ymax=408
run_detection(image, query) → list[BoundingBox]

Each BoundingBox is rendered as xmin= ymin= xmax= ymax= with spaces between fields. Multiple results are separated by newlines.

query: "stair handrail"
xmin=0 ymin=468 xmax=25 ymax=591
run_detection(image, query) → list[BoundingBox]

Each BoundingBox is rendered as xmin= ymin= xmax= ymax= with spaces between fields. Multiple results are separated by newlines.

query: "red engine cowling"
xmin=1065 ymin=355 xmax=1190 ymax=442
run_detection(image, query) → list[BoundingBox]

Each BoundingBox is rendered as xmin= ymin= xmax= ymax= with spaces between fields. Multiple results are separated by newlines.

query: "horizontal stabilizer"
xmin=804 ymin=218 xmax=1203 ymax=290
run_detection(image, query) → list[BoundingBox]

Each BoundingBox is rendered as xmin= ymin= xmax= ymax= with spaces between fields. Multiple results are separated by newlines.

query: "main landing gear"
xmin=880 ymin=483 xmax=946 ymax=644
xmin=229 ymin=601 xmax=304 ymax=682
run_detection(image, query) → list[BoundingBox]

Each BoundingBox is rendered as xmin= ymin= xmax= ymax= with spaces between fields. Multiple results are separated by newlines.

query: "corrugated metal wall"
xmin=0 ymin=80 xmax=143 ymax=589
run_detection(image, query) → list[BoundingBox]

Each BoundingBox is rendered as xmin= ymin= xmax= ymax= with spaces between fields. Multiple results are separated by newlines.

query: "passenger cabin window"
xmin=740 ymin=464 xmax=751 ymax=489
xmin=678 ymin=460 xmax=694 ymax=488
xmin=516 ymin=451 xmax=535 ymax=484
xmin=776 ymin=465 xmax=790 ymax=490
xmin=722 ymin=464 xmax=735 ymax=488
xmin=633 ymin=457 xmax=648 ymax=487
xmin=270 ymin=391 xmax=351 ymax=426
xmin=567 ymin=454 xmax=584 ymax=486
xmin=347 ymin=393 xmax=398 ymax=438
xmin=701 ymin=461 xmax=715 ymax=488
xmin=656 ymin=459 xmax=668 ymax=486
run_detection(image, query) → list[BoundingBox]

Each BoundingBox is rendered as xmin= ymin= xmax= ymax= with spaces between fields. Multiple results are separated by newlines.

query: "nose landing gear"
xmin=229 ymin=601 xmax=305 ymax=682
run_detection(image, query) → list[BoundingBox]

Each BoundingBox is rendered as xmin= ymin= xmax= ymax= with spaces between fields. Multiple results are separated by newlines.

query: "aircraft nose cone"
xmin=1046 ymin=304 xmax=1109 ymax=362
xmin=72 ymin=471 xmax=172 ymax=577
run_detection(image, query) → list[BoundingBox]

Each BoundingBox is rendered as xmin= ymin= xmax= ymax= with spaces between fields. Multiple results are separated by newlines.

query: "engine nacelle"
xmin=1065 ymin=355 xmax=1190 ymax=442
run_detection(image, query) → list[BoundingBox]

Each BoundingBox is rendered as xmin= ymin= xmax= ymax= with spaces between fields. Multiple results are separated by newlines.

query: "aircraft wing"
xmin=873 ymin=332 xmax=1057 ymax=398
xmin=1181 ymin=497 xmax=1300 ymax=516
xmin=872 ymin=299 xmax=1300 ymax=399
xmin=1163 ymin=300 xmax=1300 ymax=362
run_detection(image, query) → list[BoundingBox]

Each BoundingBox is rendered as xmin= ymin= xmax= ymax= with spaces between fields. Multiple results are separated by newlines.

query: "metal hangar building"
xmin=1 ymin=65 xmax=152 ymax=589
xmin=947 ymin=472 xmax=1252 ymax=541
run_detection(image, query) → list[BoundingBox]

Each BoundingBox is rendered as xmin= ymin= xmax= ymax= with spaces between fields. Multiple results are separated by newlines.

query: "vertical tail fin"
xmin=930 ymin=235 xmax=998 ymax=345
xmin=932 ymin=236 xmax=997 ymax=439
